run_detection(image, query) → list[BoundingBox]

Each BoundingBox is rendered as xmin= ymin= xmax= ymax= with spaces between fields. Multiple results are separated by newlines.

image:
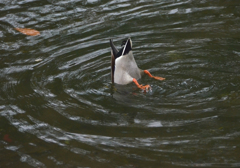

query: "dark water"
xmin=1 ymin=0 xmax=240 ymax=167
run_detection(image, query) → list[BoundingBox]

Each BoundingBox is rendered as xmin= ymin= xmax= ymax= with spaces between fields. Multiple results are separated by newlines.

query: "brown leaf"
xmin=15 ymin=28 xmax=40 ymax=36
xmin=3 ymin=134 xmax=13 ymax=143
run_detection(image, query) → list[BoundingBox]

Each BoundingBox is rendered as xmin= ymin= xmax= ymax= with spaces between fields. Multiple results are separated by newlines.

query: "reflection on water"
xmin=1 ymin=0 xmax=240 ymax=167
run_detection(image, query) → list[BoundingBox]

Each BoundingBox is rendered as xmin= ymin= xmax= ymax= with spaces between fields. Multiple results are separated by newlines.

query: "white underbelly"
xmin=114 ymin=52 xmax=141 ymax=85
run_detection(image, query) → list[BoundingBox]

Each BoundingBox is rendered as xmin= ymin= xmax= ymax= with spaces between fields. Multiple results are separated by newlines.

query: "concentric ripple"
xmin=1 ymin=0 xmax=240 ymax=167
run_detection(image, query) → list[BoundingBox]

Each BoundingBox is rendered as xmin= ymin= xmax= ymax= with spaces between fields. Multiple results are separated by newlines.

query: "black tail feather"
xmin=110 ymin=39 xmax=119 ymax=59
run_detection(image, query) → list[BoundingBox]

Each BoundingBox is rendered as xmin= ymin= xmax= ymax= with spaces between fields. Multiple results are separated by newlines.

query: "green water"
xmin=1 ymin=0 xmax=240 ymax=167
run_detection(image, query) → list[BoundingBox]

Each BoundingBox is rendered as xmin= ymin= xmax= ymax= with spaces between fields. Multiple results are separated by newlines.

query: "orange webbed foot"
xmin=144 ymin=70 xmax=165 ymax=81
xmin=133 ymin=78 xmax=150 ymax=91
xmin=152 ymin=76 xmax=165 ymax=81
xmin=138 ymin=84 xmax=150 ymax=90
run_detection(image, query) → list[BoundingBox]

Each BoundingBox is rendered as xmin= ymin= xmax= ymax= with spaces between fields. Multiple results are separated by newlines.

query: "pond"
xmin=1 ymin=0 xmax=240 ymax=167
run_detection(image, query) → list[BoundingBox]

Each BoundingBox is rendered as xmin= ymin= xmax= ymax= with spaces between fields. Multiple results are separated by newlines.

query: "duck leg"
xmin=143 ymin=70 xmax=165 ymax=80
xmin=132 ymin=78 xmax=150 ymax=90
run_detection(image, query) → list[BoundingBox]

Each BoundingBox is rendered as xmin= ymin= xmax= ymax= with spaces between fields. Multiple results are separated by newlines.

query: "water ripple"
xmin=1 ymin=0 xmax=240 ymax=167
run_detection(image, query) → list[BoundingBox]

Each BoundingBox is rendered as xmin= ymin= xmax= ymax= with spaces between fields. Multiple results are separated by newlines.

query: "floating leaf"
xmin=15 ymin=28 xmax=40 ymax=36
xmin=3 ymin=134 xmax=12 ymax=143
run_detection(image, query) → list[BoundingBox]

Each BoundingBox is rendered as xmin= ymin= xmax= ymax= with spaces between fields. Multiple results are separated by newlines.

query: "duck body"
xmin=114 ymin=50 xmax=142 ymax=84
xmin=110 ymin=38 xmax=165 ymax=90
xmin=110 ymin=38 xmax=142 ymax=84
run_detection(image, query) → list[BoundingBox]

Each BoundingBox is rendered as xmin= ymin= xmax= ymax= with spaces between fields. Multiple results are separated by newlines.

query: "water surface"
xmin=1 ymin=0 xmax=240 ymax=167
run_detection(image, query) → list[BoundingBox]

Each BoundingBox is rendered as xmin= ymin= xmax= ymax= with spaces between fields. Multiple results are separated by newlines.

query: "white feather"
xmin=114 ymin=51 xmax=141 ymax=85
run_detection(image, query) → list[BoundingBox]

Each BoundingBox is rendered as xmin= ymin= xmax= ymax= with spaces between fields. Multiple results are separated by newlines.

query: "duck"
xmin=110 ymin=38 xmax=165 ymax=90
